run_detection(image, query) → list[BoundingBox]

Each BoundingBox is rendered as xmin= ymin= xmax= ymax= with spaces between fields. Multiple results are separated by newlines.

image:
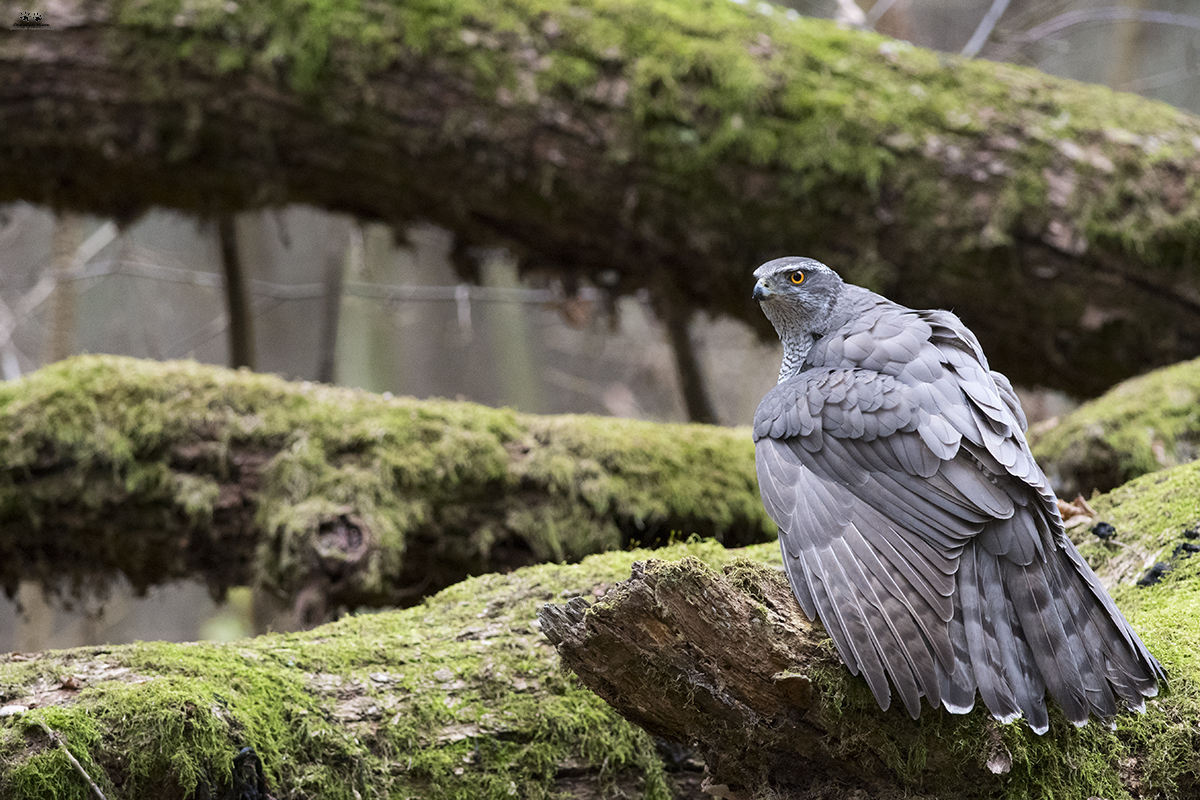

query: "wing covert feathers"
xmin=755 ymin=291 xmax=1164 ymax=731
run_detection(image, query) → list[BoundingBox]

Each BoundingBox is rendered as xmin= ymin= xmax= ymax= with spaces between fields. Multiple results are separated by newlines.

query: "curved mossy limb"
xmin=0 ymin=540 xmax=748 ymax=800
xmin=2 ymin=505 xmax=1198 ymax=798
xmin=5 ymin=1 xmax=1200 ymax=392
xmin=0 ymin=355 xmax=771 ymax=612
xmin=1030 ymin=357 xmax=1200 ymax=497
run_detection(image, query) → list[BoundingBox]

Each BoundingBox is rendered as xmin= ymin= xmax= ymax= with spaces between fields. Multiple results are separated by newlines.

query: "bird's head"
xmin=752 ymin=257 xmax=844 ymax=338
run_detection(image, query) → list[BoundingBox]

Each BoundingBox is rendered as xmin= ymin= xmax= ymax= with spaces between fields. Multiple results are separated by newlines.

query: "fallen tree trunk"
xmin=0 ymin=541 xmax=748 ymax=800
xmin=0 ymin=355 xmax=770 ymax=617
xmin=1029 ymin=355 xmax=1200 ymax=497
xmin=540 ymin=503 xmax=1200 ymax=798
xmin=3 ymin=491 xmax=1197 ymax=799
xmin=5 ymin=0 xmax=1200 ymax=393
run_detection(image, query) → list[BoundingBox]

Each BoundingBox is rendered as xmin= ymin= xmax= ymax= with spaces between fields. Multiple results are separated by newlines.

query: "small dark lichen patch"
xmin=220 ymin=746 xmax=270 ymax=800
xmin=1138 ymin=561 xmax=1173 ymax=587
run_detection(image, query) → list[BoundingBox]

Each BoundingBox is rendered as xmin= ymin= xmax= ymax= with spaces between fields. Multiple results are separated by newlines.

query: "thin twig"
xmin=0 ymin=219 xmax=115 ymax=354
xmin=1022 ymin=7 xmax=1200 ymax=41
xmin=992 ymin=7 xmax=1200 ymax=60
xmin=961 ymin=0 xmax=1014 ymax=57
xmin=865 ymin=0 xmax=901 ymax=28
xmin=32 ymin=719 xmax=108 ymax=800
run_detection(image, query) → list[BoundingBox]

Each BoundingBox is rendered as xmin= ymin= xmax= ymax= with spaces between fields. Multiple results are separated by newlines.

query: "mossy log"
xmin=6 ymin=1 xmax=1200 ymax=394
xmin=0 ymin=355 xmax=771 ymax=619
xmin=1030 ymin=356 xmax=1200 ymax=498
xmin=3 ymin=496 xmax=1199 ymax=799
xmin=541 ymin=489 xmax=1200 ymax=799
xmin=0 ymin=541 xmax=742 ymax=800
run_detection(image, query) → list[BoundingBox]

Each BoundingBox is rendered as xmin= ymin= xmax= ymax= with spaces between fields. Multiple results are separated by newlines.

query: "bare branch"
xmin=961 ymin=0 xmax=1014 ymax=58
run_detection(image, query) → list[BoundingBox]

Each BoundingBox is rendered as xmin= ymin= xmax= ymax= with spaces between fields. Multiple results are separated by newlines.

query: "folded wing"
xmin=754 ymin=304 xmax=1164 ymax=730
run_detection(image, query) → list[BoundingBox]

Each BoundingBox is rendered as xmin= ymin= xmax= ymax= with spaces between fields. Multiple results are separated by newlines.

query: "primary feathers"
xmin=752 ymin=256 xmax=1163 ymax=733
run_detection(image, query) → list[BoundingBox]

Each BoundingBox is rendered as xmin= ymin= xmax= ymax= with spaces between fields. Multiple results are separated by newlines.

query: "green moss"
xmin=5 ymin=526 xmax=1200 ymax=798
xmin=1030 ymin=357 xmax=1200 ymax=495
xmin=0 ymin=539 xmax=748 ymax=799
xmin=0 ymin=356 xmax=771 ymax=604
xmin=1067 ymin=459 xmax=1200 ymax=588
xmin=100 ymin=0 xmax=1200 ymax=273
xmin=1105 ymin=557 xmax=1200 ymax=798
xmin=1 ymin=707 xmax=106 ymax=799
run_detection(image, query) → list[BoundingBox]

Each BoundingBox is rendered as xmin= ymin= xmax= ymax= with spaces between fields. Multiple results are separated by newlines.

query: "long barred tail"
xmin=939 ymin=533 xmax=1164 ymax=734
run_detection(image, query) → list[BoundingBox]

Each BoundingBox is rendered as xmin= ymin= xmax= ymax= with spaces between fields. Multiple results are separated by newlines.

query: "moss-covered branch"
xmin=542 ymin=533 xmax=1200 ymax=799
xmin=0 ymin=356 xmax=770 ymax=614
xmin=5 ymin=0 xmax=1200 ymax=393
xmin=0 ymin=540 xmax=744 ymax=800
xmin=3 ymin=519 xmax=1198 ymax=799
xmin=1031 ymin=356 xmax=1200 ymax=497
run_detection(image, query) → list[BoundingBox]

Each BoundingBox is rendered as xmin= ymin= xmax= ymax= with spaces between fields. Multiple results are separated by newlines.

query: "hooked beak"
xmin=752 ymin=277 xmax=773 ymax=302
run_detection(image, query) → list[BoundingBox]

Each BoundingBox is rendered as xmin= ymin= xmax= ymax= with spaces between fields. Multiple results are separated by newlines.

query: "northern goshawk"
xmin=752 ymin=256 xmax=1164 ymax=733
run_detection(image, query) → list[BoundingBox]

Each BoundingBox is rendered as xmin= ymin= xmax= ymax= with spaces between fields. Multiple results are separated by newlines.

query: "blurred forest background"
xmin=3 ymin=0 xmax=1199 ymax=650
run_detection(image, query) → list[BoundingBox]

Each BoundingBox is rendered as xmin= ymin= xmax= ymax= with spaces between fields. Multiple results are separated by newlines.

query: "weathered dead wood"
xmin=539 ymin=557 xmax=980 ymax=798
xmin=539 ymin=555 xmax=1189 ymax=800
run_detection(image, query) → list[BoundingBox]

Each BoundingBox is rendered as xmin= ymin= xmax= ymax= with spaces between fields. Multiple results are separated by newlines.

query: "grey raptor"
xmin=752 ymin=256 xmax=1164 ymax=733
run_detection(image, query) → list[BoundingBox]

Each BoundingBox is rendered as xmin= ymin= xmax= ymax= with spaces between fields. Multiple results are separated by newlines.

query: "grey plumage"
xmin=752 ymin=256 xmax=1164 ymax=733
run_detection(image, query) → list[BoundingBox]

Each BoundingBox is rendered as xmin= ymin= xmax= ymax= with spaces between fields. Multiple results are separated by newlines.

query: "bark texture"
xmin=540 ymin=553 xmax=1200 ymax=799
xmin=4 ymin=0 xmax=1200 ymax=393
xmin=540 ymin=557 xmax=985 ymax=798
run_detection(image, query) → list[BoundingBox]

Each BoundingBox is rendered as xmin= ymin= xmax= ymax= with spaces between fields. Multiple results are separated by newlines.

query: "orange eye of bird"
xmin=789 ymin=271 xmax=805 ymax=285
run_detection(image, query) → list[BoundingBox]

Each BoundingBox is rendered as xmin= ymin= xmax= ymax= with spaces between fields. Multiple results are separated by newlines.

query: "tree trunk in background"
xmin=316 ymin=227 xmax=349 ymax=384
xmin=17 ymin=214 xmax=88 ymax=654
xmin=481 ymin=252 xmax=544 ymax=413
xmin=42 ymin=213 xmax=84 ymax=364
xmin=663 ymin=300 xmax=719 ymax=425
xmin=1106 ymin=0 xmax=1151 ymax=91
xmin=6 ymin=0 xmax=1200 ymax=395
xmin=13 ymin=583 xmax=53 ymax=653
xmin=218 ymin=214 xmax=255 ymax=370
